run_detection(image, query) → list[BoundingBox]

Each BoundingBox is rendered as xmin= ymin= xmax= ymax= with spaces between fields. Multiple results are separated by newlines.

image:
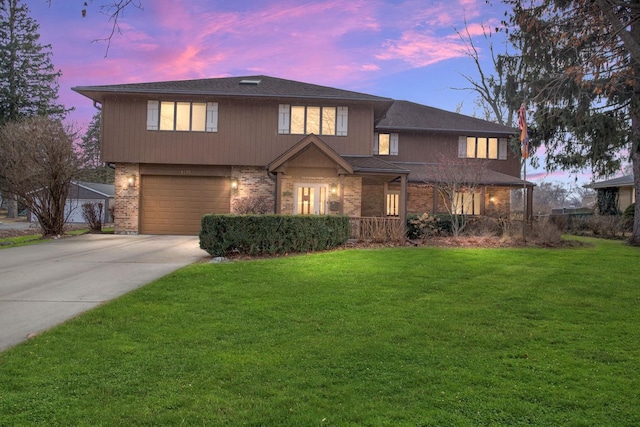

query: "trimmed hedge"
xmin=199 ymin=214 xmax=351 ymax=257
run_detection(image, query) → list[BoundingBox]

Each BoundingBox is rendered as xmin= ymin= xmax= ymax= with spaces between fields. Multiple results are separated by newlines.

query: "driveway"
xmin=0 ymin=234 xmax=207 ymax=352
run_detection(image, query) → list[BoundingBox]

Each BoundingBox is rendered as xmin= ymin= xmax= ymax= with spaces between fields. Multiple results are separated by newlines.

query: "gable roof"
xmin=585 ymin=175 xmax=635 ymax=189
xmin=72 ymin=75 xmax=394 ymax=105
xmin=74 ymin=181 xmax=115 ymax=198
xmin=376 ymin=100 xmax=517 ymax=136
xmin=267 ymin=134 xmax=354 ymax=174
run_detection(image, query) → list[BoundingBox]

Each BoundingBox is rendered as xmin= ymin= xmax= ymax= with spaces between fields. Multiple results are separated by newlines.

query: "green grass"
xmin=1 ymin=238 xmax=639 ymax=426
xmin=0 ymin=227 xmax=114 ymax=249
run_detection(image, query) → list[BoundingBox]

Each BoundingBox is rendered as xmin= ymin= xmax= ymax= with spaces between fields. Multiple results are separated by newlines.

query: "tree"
xmin=454 ymin=17 xmax=525 ymax=128
xmin=77 ymin=111 xmax=114 ymax=184
xmin=0 ymin=116 xmax=80 ymax=236
xmin=502 ymin=0 xmax=640 ymax=245
xmin=0 ymin=0 xmax=68 ymax=217
xmin=431 ymin=154 xmax=489 ymax=237
xmin=48 ymin=0 xmax=143 ymax=57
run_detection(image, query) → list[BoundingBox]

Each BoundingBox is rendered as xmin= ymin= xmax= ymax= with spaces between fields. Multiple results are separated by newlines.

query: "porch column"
xmin=339 ymin=174 xmax=345 ymax=215
xmin=400 ymin=174 xmax=407 ymax=226
xmin=274 ymin=172 xmax=282 ymax=214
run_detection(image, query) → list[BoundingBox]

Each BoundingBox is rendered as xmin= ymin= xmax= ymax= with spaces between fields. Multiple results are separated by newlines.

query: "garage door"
xmin=140 ymin=175 xmax=230 ymax=235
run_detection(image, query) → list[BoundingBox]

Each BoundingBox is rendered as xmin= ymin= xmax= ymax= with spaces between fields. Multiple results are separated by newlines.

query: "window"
xmin=279 ymin=105 xmax=348 ymax=136
xmin=147 ymin=100 xmax=217 ymax=132
xmin=459 ymin=136 xmax=507 ymax=159
xmin=374 ymin=133 xmax=399 ymax=156
xmin=386 ymin=192 xmax=399 ymax=216
xmin=294 ymin=184 xmax=328 ymax=215
xmin=453 ymin=191 xmax=481 ymax=215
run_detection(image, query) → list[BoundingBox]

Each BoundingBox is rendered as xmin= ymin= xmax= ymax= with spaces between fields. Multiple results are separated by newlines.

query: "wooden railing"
xmin=349 ymin=217 xmax=405 ymax=242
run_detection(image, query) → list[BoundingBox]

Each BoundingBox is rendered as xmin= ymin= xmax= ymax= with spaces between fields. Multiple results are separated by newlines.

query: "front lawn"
xmin=1 ymin=238 xmax=639 ymax=425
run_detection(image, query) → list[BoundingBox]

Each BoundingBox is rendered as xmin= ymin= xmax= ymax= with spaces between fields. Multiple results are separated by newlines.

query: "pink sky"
xmin=28 ymin=0 xmax=593 ymax=186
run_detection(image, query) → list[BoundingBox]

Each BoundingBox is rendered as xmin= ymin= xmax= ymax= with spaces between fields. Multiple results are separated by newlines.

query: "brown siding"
xmin=380 ymin=131 xmax=520 ymax=177
xmin=101 ymin=97 xmax=374 ymax=166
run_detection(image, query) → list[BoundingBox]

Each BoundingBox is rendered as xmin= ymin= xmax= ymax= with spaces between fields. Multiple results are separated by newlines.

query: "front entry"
xmin=294 ymin=183 xmax=328 ymax=215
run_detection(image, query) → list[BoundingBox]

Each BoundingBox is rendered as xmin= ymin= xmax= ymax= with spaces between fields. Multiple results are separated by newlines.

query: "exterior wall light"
xmin=489 ymin=195 xmax=495 ymax=203
xmin=127 ymin=175 xmax=136 ymax=188
xmin=330 ymin=183 xmax=338 ymax=195
xmin=230 ymin=178 xmax=238 ymax=190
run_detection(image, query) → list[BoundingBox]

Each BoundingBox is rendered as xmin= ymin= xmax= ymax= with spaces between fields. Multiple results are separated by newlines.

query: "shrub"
xmin=81 ymin=202 xmax=103 ymax=233
xmin=463 ymin=217 xmax=502 ymax=237
xmin=199 ymin=214 xmax=350 ymax=257
xmin=585 ymin=215 xmax=626 ymax=238
xmin=232 ymin=196 xmax=274 ymax=214
xmin=407 ymin=213 xmax=454 ymax=239
xmin=530 ymin=218 xmax=563 ymax=246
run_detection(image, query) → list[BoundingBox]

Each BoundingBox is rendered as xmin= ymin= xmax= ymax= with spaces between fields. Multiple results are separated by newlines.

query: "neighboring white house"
xmin=29 ymin=181 xmax=115 ymax=224
xmin=585 ymin=175 xmax=635 ymax=212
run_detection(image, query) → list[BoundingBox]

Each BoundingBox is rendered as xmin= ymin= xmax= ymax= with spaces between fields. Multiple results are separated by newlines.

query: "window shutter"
xmin=390 ymin=133 xmax=399 ymax=155
xmin=373 ymin=133 xmax=379 ymax=155
xmin=278 ymin=104 xmax=290 ymax=134
xmin=147 ymin=100 xmax=159 ymax=130
xmin=206 ymin=102 xmax=218 ymax=132
xmin=458 ymin=136 xmax=467 ymax=158
xmin=498 ymin=138 xmax=507 ymax=160
xmin=336 ymin=106 xmax=348 ymax=136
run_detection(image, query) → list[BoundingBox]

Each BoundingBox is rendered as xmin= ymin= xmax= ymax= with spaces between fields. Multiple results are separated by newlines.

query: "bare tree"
xmin=430 ymin=154 xmax=489 ymax=237
xmin=47 ymin=0 xmax=143 ymax=57
xmin=453 ymin=17 xmax=524 ymax=128
xmin=0 ymin=116 xmax=79 ymax=236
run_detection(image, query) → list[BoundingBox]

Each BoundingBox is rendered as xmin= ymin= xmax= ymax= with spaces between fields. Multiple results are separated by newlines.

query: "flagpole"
xmin=523 ymin=158 xmax=527 ymax=243
xmin=519 ymin=102 xmax=529 ymax=243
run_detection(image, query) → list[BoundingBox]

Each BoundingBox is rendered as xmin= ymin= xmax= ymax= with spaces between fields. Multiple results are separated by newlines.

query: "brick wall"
xmin=278 ymin=175 xmax=361 ymax=216
xmin=230 ymin=167 xmax=276 ymax=213
xmin=114 ymin=163 xmax=140 ymax=234
xmin=484 ymin=187 xmax=511 ymax=217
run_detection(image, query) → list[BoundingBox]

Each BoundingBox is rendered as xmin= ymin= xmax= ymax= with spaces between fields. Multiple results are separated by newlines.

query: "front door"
xmin=294 ymin=184 xmax=328 ymax=215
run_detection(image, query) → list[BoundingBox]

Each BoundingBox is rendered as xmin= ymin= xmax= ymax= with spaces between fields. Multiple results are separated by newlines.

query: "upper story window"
xmin=458 ymin=136 xmax=507 ymax=160
xmin=278 ymin=104 xmax=348 ymax=136
xmin=146 ymin=100 xmax=218 ymax=132
xmin=374 ymin=133 xmax=399 ymax=156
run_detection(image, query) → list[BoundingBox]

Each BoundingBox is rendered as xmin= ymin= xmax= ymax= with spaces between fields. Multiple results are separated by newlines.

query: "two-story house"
xmin=73 ymin=75 xmax=532 ymax=235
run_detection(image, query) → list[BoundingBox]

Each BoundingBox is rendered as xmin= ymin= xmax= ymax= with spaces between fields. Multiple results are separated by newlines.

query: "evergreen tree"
xmin=0 ymin=0 xmax=67 ymax=125
xmin=0 ymin=0 xmax=69 ymax=217
xmin=502 ymin=0 xmax=640 ymax=245
xmin=77 ymin=112 xmax=114 ymax=184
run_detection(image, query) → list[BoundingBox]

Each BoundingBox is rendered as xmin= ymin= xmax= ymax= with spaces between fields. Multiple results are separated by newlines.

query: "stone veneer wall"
xmin=230 ymin=167 xmax=276 ymax=212
xmin=114 ymin=163 xmax=140 ymax=235
xmin=279 ymin=175 xmax=362 ymax=217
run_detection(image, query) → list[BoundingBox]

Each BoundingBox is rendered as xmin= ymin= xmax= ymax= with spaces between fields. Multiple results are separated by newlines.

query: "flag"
xmin=518 ymin=102 xmax=529 ymax=159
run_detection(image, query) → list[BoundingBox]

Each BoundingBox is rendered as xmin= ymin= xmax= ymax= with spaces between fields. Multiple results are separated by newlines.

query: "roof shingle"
xmin=377 ymin=100 xmax=517 ymax=135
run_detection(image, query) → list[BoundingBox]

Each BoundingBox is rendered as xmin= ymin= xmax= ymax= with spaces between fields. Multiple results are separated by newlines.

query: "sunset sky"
xmin=27 ymin=0 xmax=592 ymax=185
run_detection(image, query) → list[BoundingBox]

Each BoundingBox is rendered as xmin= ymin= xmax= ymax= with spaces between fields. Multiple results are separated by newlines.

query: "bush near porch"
xmin=200 ymin=214 xmax=350 ymax=256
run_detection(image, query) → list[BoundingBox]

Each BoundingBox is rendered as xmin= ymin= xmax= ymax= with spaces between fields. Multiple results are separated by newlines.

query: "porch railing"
xmin=349 ymin=217 xmax=405 ymax=242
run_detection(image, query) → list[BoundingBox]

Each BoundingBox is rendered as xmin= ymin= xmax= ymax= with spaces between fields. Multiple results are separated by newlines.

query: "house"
xmin=65 ymin=181 xmax=115 ymax=223
xmin=586 ymin=175 xmax=636 ymax=213
xmin=72 ymin=75 xmax=532 ymax=236
xmin=28 ymin=181 xmax=115 ymax=224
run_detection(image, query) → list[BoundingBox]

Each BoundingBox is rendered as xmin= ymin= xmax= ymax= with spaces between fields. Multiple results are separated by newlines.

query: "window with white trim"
xmin=374 ymin=133 xmax=399 ymax=156
xmin=458 ymin=136 xmax=507 ymax=159
xmin=278 ymin=105 xmax=348 ymax=136
xmin=386 ymin=192 xmax=399 ymax=216
xmin=146 ymin=100 xmax=218 ymax=132
xmin=453 ymin=191 xmax=481 ymax=215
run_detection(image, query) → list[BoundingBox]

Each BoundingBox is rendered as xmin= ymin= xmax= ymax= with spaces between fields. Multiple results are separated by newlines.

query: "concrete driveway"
xmin=0 ymin=234 xmax=207 ymax=352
